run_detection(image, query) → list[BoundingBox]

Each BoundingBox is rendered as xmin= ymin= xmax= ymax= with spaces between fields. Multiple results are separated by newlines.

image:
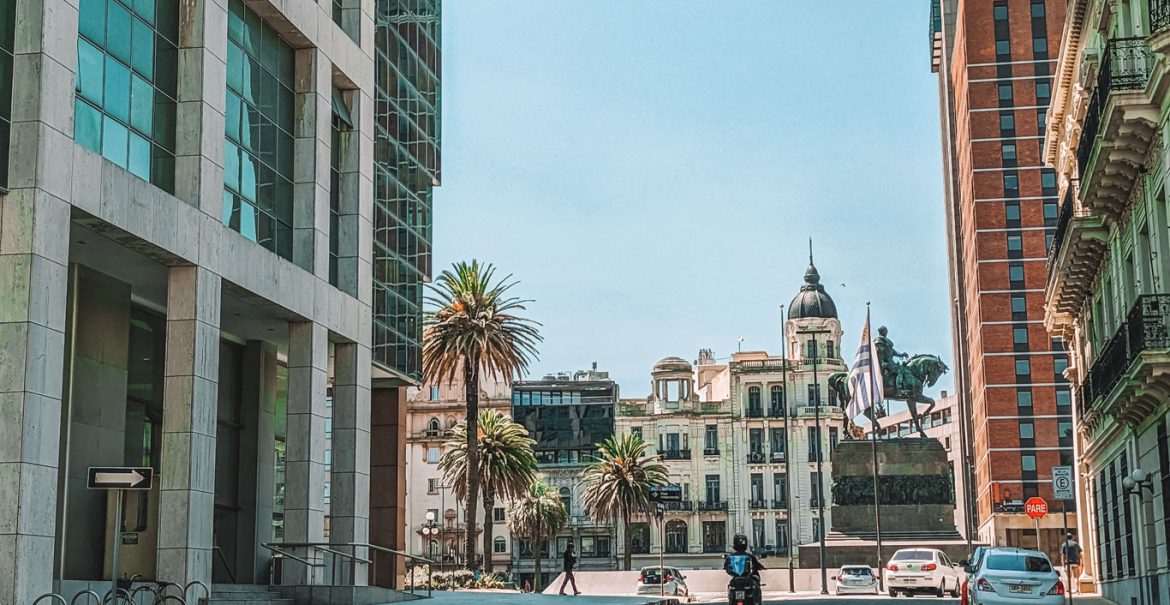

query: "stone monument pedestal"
xmin=799 ymin=438 xmax=978 ymax=569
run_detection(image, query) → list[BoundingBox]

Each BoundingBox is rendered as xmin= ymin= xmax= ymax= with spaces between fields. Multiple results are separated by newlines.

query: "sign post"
xmin=1025 ymin=497 xmax=1048 ymax=557
xmin=1052 ymin=466 xmax=1074 ymax=603
xmin=648 ymin=485 xmax=681 ymax=598
xmin=88 ymin=467 xmax=154 ymax=599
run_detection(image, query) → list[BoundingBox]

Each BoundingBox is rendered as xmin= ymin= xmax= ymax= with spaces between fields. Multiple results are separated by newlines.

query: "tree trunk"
xmin=623 ymin=511 xmax=633 ymax=571
xmin=482 ymin=489 xmax=495 ymax=574
xmin=464 ymin=361 xmax=480 ymax=570
xmin=533 ymin=530 xmax=543 ymax=593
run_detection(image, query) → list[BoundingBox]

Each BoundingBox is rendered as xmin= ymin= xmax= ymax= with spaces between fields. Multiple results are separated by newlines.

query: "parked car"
xmin=960 ymin=546 xmax=990 ymax=604
xmin=636 ymin=566 xmax=689 ymax=597
xmin=833 ymin=565 xmax=879 ymax=595
xmin=884 ymin=548 xmax=962 ymax=598
xmin=965 ymin=547 xmax=1065 ymax=604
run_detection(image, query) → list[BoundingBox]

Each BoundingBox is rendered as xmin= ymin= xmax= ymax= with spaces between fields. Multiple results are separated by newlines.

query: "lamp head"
xmin=426 ymin=511 xmax=435 ymax=522
xmin=1132 ymin=468 xmax=1148 ymax=483
xmin=1123 ymin=476 xmax=1136 ymax=490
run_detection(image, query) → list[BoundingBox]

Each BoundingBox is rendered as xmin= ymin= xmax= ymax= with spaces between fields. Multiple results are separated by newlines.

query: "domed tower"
xmin=786 ymin=243 xmax=844 ymax=365
xmin=650 ymin=356 xmax=695 ymax=408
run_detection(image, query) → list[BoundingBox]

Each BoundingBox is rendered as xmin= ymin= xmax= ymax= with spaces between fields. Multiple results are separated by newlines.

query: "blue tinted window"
xmin=74 ymin=0 xmax=177 ymax=192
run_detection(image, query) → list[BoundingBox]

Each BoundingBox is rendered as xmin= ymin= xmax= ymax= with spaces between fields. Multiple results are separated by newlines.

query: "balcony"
xmin=797 ymin=405 xmax=843 ymax=417
xmin=698 ymin=500 xmax=728 ymax=512
xmin=1151 ymin=0 xmax=1170 ymax=37
xmin=663 ymin=449 xmax=692 ymax=461
xmin=730 ymin=359 xmax=788 ymax=372
xmin=703 ymin=447 xmax=720 ymax=456
xmin=617 ymin=401 xmax=647 ymax=416
xmin=768 ymin=406 xmax=786 ymax=418
xmin=770 ymin=451 xmax=787 ymax=463
xmin=1045 ymin=187 xmax=1109 ymax=334
xmin=748 ymin=499 xmax=767 ymax=510
xmin=746 ymin=452 xmax=766 ymax=464
xmin=1077 ymin=37 xmax=1158 ymax=221
xmin=745 ymin=407 xmax=764 ymax=419
xmin=662 ymin=500 xmax=694 ymax=512
xmin=1081 ymin=294 xmax=1170 ymax=430
xmin=771 ymin=499 xmax=788 ymax=510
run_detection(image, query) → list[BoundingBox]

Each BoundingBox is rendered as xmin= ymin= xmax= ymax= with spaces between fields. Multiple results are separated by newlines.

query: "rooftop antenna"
xmin=809 ymin=237 xmax=814 ymax=264
xmin=737 ymin=337 xmax=744 ymax=352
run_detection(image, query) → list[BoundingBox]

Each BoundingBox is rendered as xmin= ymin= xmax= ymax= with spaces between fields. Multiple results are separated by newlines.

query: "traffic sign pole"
xmin=109 ymin=490 xmax=123 ymax=601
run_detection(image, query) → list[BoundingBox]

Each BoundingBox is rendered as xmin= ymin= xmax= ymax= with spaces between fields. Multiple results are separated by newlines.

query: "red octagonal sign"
xmin=1025 ymin=497 xmax=1049 ymax=519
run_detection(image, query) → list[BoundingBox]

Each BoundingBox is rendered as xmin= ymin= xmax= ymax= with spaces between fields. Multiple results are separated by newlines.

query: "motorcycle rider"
xmin=724 ymin=534 xmax=765 ymax=605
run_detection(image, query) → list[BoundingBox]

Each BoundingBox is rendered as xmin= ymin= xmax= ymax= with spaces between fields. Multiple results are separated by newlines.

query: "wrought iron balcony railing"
xmin=662 ymin=500 xmax=694 ymax=512
xmin=1047 ymin=188 xmax=1075 ymax=272
xmin=771 ymin=499 xmax=788 ymax=510
xmin=1078 ymin=37 xmax=1152 ymax=178
xmin=703 ymin=447 xmax=720 ymax=456
xmin=747 ymin=452 xmax=766 ymax=464
xmin=748 ymin=499 xmax=767 ymax=510
xmin=663 ymin=449 xmax=691 ymax=460
xmin=746 ymin=407 xmax=764 ymax=418
xmin=1086 ymin=294 xmax=1170 ymax=405
xmin=1152 ymin=0 xmax=1170 ymax=35
xmin=768 ymin=406 xmax=786 ymax=418
xmin=698 ymin=500 xmax=728 ymax=512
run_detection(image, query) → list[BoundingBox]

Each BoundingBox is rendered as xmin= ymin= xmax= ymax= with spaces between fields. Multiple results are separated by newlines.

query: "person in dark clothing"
xmin=724 ymin=534 xmax=765 ymax=605
xmin=559 ymin=543 xmax=580 ymax=595
xmin=1061 ymin=533 xmax=1082 ymax=594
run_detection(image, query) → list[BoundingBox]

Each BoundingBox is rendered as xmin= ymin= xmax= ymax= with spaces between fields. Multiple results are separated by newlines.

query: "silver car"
xmin=833 ymin=565 xmax=879 ymax=595
xmin=967 ymin=548 xmax=1065 ymax=604
xmin=636 ymin=566 xmax=689 ymax=597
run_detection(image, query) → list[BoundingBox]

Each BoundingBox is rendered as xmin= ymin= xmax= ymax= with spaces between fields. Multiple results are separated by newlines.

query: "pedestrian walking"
xmin=559 ymin=542 xmax=581 ymax=595
xmin=1061 ymin=533 xmax=1082 ymax=594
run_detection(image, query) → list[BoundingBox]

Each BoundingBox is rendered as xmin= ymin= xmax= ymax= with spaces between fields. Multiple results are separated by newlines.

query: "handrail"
xmin=212 ymin=545 xmax=238 ymax=584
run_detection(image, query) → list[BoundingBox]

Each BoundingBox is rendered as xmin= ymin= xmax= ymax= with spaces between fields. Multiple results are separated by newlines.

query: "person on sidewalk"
xmin=559 ymin=542 xmax=581 ymax=595
xmin=1061 ymin=533 xmax=1082 ymax=594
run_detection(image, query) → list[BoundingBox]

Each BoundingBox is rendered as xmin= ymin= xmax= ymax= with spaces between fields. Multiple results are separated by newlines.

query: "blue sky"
xmin=432 ymin=1 xmax=953 ymax=397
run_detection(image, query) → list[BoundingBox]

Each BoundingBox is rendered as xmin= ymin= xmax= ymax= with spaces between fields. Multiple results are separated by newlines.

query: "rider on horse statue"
xmin=874 ymin=326 xmax=917 ymax=399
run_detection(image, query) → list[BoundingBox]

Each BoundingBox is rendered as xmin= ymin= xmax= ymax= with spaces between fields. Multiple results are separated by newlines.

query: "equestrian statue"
xmin=828 ymin=326 xmax=949 ymax=438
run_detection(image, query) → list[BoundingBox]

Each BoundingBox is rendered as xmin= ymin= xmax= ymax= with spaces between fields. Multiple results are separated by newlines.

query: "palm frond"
xmin=580 ymin=433 xmax=669 ymax=526
xmin=438 ymin=411 xmax=539 ymax=503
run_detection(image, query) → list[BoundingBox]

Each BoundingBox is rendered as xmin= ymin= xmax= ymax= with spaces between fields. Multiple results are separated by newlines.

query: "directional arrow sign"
xmin=648 ymin=485 xmax=683 ymax=502
xmin=87 ymin=467 xmax=154 ymax=491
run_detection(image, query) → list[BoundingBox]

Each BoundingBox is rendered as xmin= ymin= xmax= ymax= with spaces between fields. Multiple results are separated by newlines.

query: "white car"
xmin=966 ymin=547 xmax=1065 ymax=604
xmin=636 ymin=566 xmax=689 ymax=597
xmin=884 ymin=548 xmax=962 ymax=598
xmin=833 ymin=565 xmax=879 ymax=595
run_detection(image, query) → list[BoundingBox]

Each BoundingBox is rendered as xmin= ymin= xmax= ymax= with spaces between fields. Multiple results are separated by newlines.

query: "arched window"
xmin=770 ymin=386 xmax=785 ymax=415
xmin=493 ymin=537 xmax=507 ymax=554
xmin=426 ymin=417 xmax=440 ymax=436
xmin=428 ymin=540 xmax=439 ymax=557
xmin=747 ymin=386 xmax=761 ymax=415
xmin=630 ymin=523 xmax=650 ymax=554
xmin=665 ymin=520 xmax=688 ymax=554
xmin=559 ymin=487 xmax=572 ymax=515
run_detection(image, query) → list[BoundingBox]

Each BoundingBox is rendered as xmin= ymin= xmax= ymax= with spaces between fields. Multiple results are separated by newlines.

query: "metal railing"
xmin=698 ymin=500 xmax=728 ymax=512
xmin=212 ymin=545 xmax=237 ymax=584
xmin=662 ymin=500 xmax=694 ymax=512
xmin=746 ymin=452 xmax=766 ymax=464
xmin=1078 ymin=37 xmax=1152 ymax=177
xmin=746 ymin=407 xmax=764 ymax=418
xmin=1085 ymin=293 xmax=1170 ymax=408
xmin=729 ymin=359 xmax=788 ymax=371
xmin=662 ymin=448 xmax=691 ymax=460
xmin=748 ymin=499 xmax=767 ymax=509
xmin=768 ymin=406 xmax=786 ymax=418
xmin=771 ymin=499 xmax=788 ymax=510
xmin=1152 ymin=0 xmax=1170 ymax=34
xmin=702 ymin=447 xmax=720 ymax=456
xmin=1047 ymin=188 xmax=1076 ymax=271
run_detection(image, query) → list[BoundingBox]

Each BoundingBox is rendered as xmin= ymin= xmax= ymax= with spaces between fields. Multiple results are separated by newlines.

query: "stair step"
xmin=210 ymin=592 xmax=288 ymax=600
xmin=204 ymin=599 xmax=293 ymax=605
xmin=211 ymin=584 xmax=275 ymax=592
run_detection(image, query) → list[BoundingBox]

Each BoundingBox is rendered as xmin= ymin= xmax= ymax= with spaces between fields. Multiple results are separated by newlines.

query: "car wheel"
xmin=935 ymin=581 xmax=946 ymax=598
xmin=889 ymin=588 xmax=898 ymax=597
xmin=949 ymin=579 xmax=960 ymax=598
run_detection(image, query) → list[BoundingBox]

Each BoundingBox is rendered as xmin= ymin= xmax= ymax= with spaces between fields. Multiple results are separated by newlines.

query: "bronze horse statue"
xmin=828 ymin=354 xmax=949 ymax=437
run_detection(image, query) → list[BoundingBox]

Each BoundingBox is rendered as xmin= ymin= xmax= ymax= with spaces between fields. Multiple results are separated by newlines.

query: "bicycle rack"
xmin=127 ymin=584 xmax=157 ymax=604
xmin=31 ymin=595 xmax=69 ymax=605
xmin=182 ymin=580 xmax=208 ymax=605
xmin=100 ymin=587 xmax=133 ymax=604
xmin=154 ymin=596 xmax=187 ymax=605
xmin=70 ymin=591 xmax=103 ymax=605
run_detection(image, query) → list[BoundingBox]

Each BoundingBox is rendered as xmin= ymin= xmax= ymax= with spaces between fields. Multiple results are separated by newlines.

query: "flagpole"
xmin=867 ymin=302 xmax=886 ymax=589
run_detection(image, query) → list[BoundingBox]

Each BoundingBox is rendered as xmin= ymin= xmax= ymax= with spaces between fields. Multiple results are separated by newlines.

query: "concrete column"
xmin=157 ymin=265 xmax=222 ymax=587
xmin=335 ymin=89 xmax=363 ymax=299
xmin=370 ymin=384 xmax=407 ymax=588
xmin=284 ymin=322 xmax=329 ymax=565
xmin=238 ymin=341 xmax=278 ymax=584
xmin=0 ymin=0 xmax=77 ymax=598
xmin=292 ymin=49 xmax=331 ymax=276
xmin=173 ymin=0 xmax=229 ymax=216
xmin=330 ymin=342 xmax=371 ymax=583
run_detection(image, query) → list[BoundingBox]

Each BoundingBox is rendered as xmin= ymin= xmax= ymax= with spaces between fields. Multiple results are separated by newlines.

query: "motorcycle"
xmin=727 ymin=575 xmax=762 ymax=605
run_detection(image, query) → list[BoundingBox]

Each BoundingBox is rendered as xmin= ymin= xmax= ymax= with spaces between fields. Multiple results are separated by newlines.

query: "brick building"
xmin=930 ymin=0 xmax=1077 ymax=560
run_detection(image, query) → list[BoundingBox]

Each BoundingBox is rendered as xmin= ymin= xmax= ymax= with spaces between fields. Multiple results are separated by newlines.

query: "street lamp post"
xmin=780 ymin=304 xmax=796 ymax=594
xmin=424 ymin=511 xmax=442 ymax=578
xmin=804 ymin=328 xmax=832 ymax=596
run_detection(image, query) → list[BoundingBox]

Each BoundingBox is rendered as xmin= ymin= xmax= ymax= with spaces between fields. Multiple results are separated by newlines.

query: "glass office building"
xmin=373 ymin=0 xmax=441 ymax=380
xmin=512 ymin=373 xmax=617 ymax=464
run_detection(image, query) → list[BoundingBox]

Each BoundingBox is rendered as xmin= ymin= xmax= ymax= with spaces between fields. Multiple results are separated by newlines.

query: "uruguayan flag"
xmin=847 ymin=314 xmax=884 ymax=421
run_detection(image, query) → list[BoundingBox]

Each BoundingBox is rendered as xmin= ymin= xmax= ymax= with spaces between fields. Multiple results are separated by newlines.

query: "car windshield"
xmin=985 ymin=554 xmax=1053 ymax=572
xmin=842 ymin=568 xmax=872 ymax=576
xmin=892 ymin=550 xmax=934 ymax=561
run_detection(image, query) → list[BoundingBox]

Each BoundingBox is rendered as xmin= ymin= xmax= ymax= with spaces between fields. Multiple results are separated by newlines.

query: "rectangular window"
xmin=1022 ymin=454 xmax=1037 ymax=472
xmin=1006 ymin=203 xmax=1021 ymax=221
xmin=994 ymin=4 xmax=1008 ymax=19
xmin=429 ymin=386 xmax=440 ymax=401
xmin=1019 ymin=422 xmax=1035 ymax=439
xmin=1014 ymin=327 xmax=1029 ymax=344
xmin=427 ymin=447 xmax=440 ymax=464
xmin=1004 ymin=174 xmax=1019 ymax=191
xmin=1009 ymin=264 xmax=1025 ymax=282
xmin=996 ymin=40 xmax=1011 ymax=55
xmin=810 ymin=471 xmax=823 ymax=506
xmin=1044 ymin=201 xmax=1058 ymax=220
xmin=773 ymin=473 xmax=788 ymax=508
xmin=1041 ymin=171 xmax=1057 ymax=189
xmin=705 ymin=474 xmax=721 ymax=503
xmin=702 ymin=521 xmax=727 ymax=553
xmin=1018 ymin=390 xmax=1033 ymax=407
xmin=224 ymin=0 xmax=297 ymax=259
xmin=1054 ymin=357 xmax=1069 ymax=375
xmin=1037 ymin=109 xmax=1047 ymax=130
xmin=1011 ymin=295 xmax=1027 ymax=314
xmin=73 ymin=0 xmax=179 ymax=192
xmin=493 ymin=538 xmax=507 ymax=553
xmin=704 ymin=424 xmax=718 ymax=451
xmin=749 ymin=428 xmax=764 ymax=455
xmin=770 ymin=428 xmax=786 ymax=454
xmin=1033 ymin=38 xmax=1047 ymax=53
xmin=776 ymin=520 xmax=789 ymax=553
xmin=1015 ymin=359 xmax=1031 ymax=376
xmin=1030 ymin=2 xmax=1044 ymax=17
xmin=807 ymin=427 xmax=822 ymax=462
xmin=1000 ymin=113 xmax=1015 ymax=131
xmin=631 ymin=426 xmax=643 ymax=440
xmin=1036 ymin=82 xmax=1051 ymax=99
xmin=329 ymin=95 xmax=354 ymax=288
xmin=1002 ymin=144 xmax=1016 ymax=160
xmin=999 ymin=83 xmax=1013 ymax=100
xmin=1008 ymin=234 xmax=1023 ymax=252
xmin=807 ymin=383 xmax=821 ymax=406
xmin=1056 ymin=389 xmax=1072 ymax=407
xmin=428 ymin=478 xmax=439 ymax=494
xmin=750 ymin=473 xmax=764 ymax=502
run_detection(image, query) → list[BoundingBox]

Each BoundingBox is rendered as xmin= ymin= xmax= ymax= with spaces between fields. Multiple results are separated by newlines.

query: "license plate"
xmin=905 ymin=579 xmax=917 ymax=583
xmin=735 ymin=590 xmax=745 ymax=599
xmin=1010 ymin=584 xmax=1031 ymax=594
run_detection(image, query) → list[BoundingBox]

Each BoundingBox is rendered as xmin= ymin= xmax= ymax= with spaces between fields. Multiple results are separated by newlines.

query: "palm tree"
xmin=424 ymin=260 xmax=541 ymax=568
xmin=438 ymin=410 xmax=538 ymax=573
xmin=580 ymin=433 xmax=669 ymax=571
xmin=508 ymin=481 xmax=567 ymax=593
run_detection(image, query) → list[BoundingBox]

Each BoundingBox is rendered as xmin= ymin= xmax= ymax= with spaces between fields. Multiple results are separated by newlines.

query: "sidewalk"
xmin=425 ymin=589 xmax=679 ymax=604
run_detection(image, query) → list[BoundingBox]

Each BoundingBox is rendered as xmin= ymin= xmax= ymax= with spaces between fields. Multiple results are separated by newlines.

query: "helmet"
xmin=733 ymin=534 xmax=748 ymax=552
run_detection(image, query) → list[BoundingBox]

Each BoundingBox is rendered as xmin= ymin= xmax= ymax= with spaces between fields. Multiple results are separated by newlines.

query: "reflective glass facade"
xmin=511 ymin=380 xmax=616 ymax=464
xmin=74 ymin=0 xmax=178 ymax=191
xmin=223 ymin=0 xmax=296 ymax=259
xmin=373 ymin=0 xmax=440 ymax=379
xmin=0 ymin=0 xmax=13 ymax=190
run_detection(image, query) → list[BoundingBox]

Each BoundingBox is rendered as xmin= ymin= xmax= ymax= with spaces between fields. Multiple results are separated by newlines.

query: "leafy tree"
xmin=424 ymin=260 xmax=541 ymax=567
xmin=508 ymin=481 xmax=567 ymax=592
xmin=580 ymin=434 xmax=669 ymax=570
xmin=439 ymin=411 xmax=537 ymax=572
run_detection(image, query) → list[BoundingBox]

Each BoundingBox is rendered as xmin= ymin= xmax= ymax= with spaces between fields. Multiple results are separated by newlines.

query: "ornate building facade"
xmin=614 ymin=259 xmax=849 ymax=569
xmin=1043 ymin=0 xmax=1170 ymax=600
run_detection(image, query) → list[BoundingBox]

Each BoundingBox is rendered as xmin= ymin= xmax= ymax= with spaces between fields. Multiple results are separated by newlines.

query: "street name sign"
xmin=1052 ymin=466 xmax=1074 ymax=500
xmin=87 ymin=467 xmax=154 ymax=490
xmin=1024 ymin=497 xmax=1048 ymax=519
xmin=648 ymin=485 xmax=682 ymax=502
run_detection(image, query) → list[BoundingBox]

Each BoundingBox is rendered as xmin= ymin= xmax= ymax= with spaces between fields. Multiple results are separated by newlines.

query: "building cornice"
xmin=1044 ymin=0 xmax=1090 ymax=167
